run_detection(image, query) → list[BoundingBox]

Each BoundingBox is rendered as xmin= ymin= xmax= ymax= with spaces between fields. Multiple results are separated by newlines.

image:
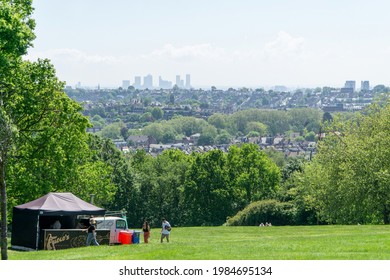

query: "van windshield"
xmin=116 ymin=220 xmax=127 ymax=229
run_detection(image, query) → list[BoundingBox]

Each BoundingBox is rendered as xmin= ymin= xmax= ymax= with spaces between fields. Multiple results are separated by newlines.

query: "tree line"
xmin=95 ymin=107 xmax=324 ymax=146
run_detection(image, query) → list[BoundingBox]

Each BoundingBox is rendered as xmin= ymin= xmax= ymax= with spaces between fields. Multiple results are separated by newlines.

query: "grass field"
xmin=7 ymin=225 xmax=390 ymax=260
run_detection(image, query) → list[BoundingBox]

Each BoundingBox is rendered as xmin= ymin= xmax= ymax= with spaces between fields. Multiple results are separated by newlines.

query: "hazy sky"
xmin=26 ymin=0 xmax=390 ymax=89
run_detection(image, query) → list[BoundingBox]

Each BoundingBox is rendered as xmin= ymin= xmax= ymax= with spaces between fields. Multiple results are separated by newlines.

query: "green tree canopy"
xmin=297 ymin=100 xmax=390 ymax=224
xmin=0 ymin=0 xmax=35 ymax=69
xmin=245 ymin=121 xmax=268 ymax=136
xmin=98 ymin=121 xmax=125 ymax=140
xmin=1 ymin=0 xmax=37 ymax=259
xmin=150 ymin=107 xmax=164 ymax=120
xmin=226 ymin=144 xmax=281 ymax=206
xmin=184 ymin=149 xmax=232 ymax=225
xmin=6 ymin=59 xmax=91 ymax=204
xmin=208 ymin=113 xmax=228 ymax=130
xmin=1 ymin=59 xmax=91 ymax=260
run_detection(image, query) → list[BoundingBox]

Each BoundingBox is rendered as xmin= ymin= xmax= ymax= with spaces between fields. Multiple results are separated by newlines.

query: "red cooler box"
xmin=118 ymin=231 xmax=132 ymax=244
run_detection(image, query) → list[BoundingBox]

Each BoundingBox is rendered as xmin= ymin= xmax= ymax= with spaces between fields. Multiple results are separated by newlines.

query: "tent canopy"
xmin=12 ymin=192 xmax=105 ymax=250
xmin=14 ymin=192 xmax=105 ymax=215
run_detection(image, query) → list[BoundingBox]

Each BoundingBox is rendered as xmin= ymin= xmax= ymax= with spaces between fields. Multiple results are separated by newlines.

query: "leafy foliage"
xmin=130 ymin=149 xmax=190 ymax=227
xmin=0 ymin=0 xmax=35 ymax=69
xmin=124 ymin=108 xmax=323 ymax=144
xmin=226 ymin=144 xmax=281 ymax=205
xmin=1 ymin=0 xmax=37 ymax=260
xmin=184 ymin=149 xmax=232 ymax=225
xmin=128 ymin=144 xmax=281 ymax=227
xmin=5 ymin=60 xmax=91 ymax=209
xmin=296 ymin=100 xmax=390 ymax=224
xmin=225 ymin=199 xmax=297 ymax=226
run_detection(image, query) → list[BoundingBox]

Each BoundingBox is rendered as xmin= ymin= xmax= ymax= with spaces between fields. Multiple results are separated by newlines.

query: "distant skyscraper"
xmin=122 ymin=80 xmax=130 ymax=89
xmin=133 ymin=76 xmax=141 ymax=89
xmin=143 ymin=74 xmax=153 ymax=89
xmin=185 ymin=74 xmax=191 ymax=88
xmin=361 ymin=80 xmax=370 ymax=91
xmin=344 ymin=80 xmax=356 ymax=91
xmin=175 ymin=75 xmax=184 ymax=87
xmin=159 ymin=76 xmax=172 ymax=89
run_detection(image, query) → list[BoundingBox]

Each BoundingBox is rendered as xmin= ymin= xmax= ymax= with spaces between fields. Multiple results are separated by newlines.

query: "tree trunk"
xmin=0 ymin=151 xmax=8 ymax=260
xmin=383 ymin=205 xmax=390 ymax=225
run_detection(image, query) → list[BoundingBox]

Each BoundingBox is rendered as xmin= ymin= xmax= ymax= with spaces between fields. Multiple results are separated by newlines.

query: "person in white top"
xmin=52 ymin=220 xmax=61 ymax=229
xmin=160 ymin=218 xmax=171 ymax=243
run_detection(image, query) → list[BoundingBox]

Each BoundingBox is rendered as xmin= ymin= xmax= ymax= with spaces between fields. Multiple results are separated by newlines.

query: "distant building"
xmin=143 ymin=74 xmax=153 ymax=89
xmin=185 ymin=74 xmax=191 ymax=88
xmin=175 ymin=75 xmax=184 ymax=88
xmin=344 ymin=80 xmax=356 ymax=91
xmin=361 ymin=80 xmax=370 ymax=91
xmin=113 ymin=139 xmax=127 ymax=150
xmin=340 ymin=87 xmax=354 ymax=94
xmin=127 ymin=135 xmax=157 ymax=147
xmin=159 ymin=76 xmax=172 ymax=89
xmin=133 ymin=76 xmax=142 ymax=89
xmin=322 ymin=103 xmax=344 ymax=112
xmin=122 ymin=80 xmax=130 ymax=89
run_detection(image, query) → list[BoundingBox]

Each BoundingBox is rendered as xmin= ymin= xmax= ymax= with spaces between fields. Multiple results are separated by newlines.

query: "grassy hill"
xmin=8 ymin=225 xmax=390 ymax=260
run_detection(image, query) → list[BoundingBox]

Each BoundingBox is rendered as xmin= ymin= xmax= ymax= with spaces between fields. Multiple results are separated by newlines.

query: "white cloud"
xmin=263 ymin=31 xmax=306 ymax=59
xmin=25 ymin=32 xmax=307 ymax=68
xmin=26 ymin=48 xmax=120 ymax=64
xmin=147 ymin=43 xmax=228 ymax=62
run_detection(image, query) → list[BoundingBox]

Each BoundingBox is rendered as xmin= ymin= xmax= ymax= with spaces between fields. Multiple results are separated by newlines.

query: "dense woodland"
xmin=1 ymin=0 xmax=390 ymax=261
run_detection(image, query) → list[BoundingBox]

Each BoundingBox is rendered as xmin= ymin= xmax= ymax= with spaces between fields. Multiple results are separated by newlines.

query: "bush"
xmin=225 ymin=199 xmax=297 ymax=226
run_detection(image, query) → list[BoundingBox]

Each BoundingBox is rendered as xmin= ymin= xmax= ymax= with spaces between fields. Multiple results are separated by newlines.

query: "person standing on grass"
xmin=142 ymin=221 xmax=151 ymax=243
xmin=85 ymin=218 xmax=99 ymax=246
xmin=160 ymin=218 xmax=171 ymax=243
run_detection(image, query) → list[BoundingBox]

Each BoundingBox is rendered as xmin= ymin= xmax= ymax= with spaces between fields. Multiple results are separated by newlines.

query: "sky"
xmin=26 ymin=0 xmax=390 ymax=89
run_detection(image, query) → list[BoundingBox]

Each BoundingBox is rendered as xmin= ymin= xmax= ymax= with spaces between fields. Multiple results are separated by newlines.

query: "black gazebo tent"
xmin=11 ymin=192 xmax=105 ymax=250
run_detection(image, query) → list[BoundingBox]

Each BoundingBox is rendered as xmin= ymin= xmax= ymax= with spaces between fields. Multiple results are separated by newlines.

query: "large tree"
xmin=1 ymin=0 xmax=35 ymax=260
xmin=87 ymin=135 xmax=136 ymax=223
xmin=1 ymin=59 xmax=91 ymax=259
xmin=1 ymin=1 xmax=91 ymax=260
xmin=130 ymin=149 xmax=190 ymax=227
xmin=298 ymin=100 xmax=390 ymax=224
xmin=184 ymin=149 xmax=232 ymax=225
xmin=6 ymin=59 xmax=91 ymax=202
xmin=226 ymin=144 xmax=281 ymax=206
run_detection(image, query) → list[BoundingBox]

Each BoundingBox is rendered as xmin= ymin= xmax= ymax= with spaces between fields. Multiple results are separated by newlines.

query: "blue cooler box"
xmin=132 ymin=230 xmax=141 ymax=244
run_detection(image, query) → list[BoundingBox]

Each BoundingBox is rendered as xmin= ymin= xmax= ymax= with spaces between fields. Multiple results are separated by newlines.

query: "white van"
xmin=94 ymin=216 xmax=129 ymax=244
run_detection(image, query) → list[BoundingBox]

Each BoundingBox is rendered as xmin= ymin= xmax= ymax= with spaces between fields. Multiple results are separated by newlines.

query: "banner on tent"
xmin=43 ymin=229 xmax=110 ymax=250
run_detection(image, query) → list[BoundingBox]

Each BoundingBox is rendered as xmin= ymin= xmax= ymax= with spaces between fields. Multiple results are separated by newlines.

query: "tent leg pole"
xmin=36 ymin=215 xmax=40 ymax=250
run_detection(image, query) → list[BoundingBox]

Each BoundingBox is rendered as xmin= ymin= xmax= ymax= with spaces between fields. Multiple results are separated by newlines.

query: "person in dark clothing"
xmin=142 ymin=221 xmax=151 ymax=243
xmin=86 ymin=218 xmax=99 ymax=246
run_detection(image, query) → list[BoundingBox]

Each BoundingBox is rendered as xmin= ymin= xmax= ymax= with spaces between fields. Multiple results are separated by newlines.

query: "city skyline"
xmin=77 ymin=77 xmax=372 ymax=91
xmin=26 ymin=0 xmax=390 ymax=89
xmin=116 ymin=74 xmax=191 ymax=90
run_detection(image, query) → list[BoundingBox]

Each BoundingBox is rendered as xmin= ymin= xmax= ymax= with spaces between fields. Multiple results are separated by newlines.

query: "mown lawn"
xmin=7 ymin=225 xmax=390 ymax=260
